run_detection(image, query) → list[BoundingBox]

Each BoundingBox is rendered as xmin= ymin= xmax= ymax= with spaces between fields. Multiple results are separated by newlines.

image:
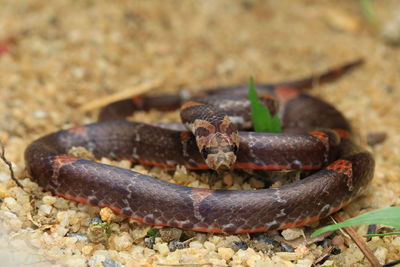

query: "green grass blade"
xmin=248 ymin=76 xmax=281 ymax=133
xmin=359 ymin=0 xmax=378 ymax=29
xmin=366 ymin=232 xmax=400 ymax=237
xmin=311 ymin=207 xmax=400 ymax=237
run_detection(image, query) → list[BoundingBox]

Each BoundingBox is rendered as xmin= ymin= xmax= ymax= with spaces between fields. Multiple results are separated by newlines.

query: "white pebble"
xmin=154 ymin=243 xmax=169 ymax=256
xmin=65 ymin=236 xmax=78 ymax=246
xmin=33 ymin=110 xmax=47 ymax=118
xmin=64 ymin=255 xmax=86 ymax=267
xmin=254 ymin=259 xmax=274 ymax=267
xmin=392 ymin=237 xmax=400 ymax=247
xmin=4 ymin=197 xmax=21 ymax=213
xmin=218 ymin=247 xmax=234 ymax=261
xmin=0 ymin=172 xmax=10 ymax=182
xmin=39 ymin=204 xmax=53 ymax=215
xmin=56 ymin=211 xmax=70 ymax=226
xmin=88 ymin=254 xmax=107 ymax=267
xmin=1 ymin=210 xmax=17 ymax=219
xmin=55 ymin=226 xmax=69 ymax=237
xmin=321 ymin=260 xmax=334 ymax=266
xmin=82 ymin=245 xmax=93 ymax=256
xmin=281 ymin=228 xmax=303 ymax=241
xmin=189 ymin=241 xmax=203 ymax=249
xmin=204 ymin=241 xmax=216 ymax=251
xmin=111 ymin=232 xmax=133 ymax=251
xmin=9 ymin=218 xmax=23 ymax=231
xmin=275 ymin=252 xmax=302 ymax=261
xmin=42 ymin=195 xmax=57 ymax=205
xmin=374 ymin=247 xmax=388 ymax=264
xmin=296 ymin=258 xmax=314 ymax=267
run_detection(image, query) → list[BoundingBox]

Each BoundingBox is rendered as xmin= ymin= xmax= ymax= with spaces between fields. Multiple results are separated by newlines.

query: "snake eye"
xmin=201 ymin=148 xmax=208 ymax=159
xmin=232 ymin=144 xmax=239 ymax=153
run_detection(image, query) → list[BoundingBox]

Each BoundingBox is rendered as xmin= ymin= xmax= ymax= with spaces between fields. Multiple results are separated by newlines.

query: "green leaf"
xmin=248 ymin=76 xmax=282 ymax=133
xmin=311 ymin=207 xmax=400 ymax=237
xmin=147 ymin=229 xmax=159 ymax=237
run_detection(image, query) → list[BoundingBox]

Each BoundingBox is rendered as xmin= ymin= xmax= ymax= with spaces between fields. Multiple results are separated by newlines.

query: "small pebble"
xmin=381 ymin=13 xmax=400 ymax=46
xmin=67 ymin=233 xmax=89 ymax=243
xmin=253 ymin=234 xmax=276 ymax=244
xmin=159 ymin=228 xmax=182 ymax=242
xmin=189 ymin=241 xmax=203 ymax=249
xmin=100 ymin=207 xmax=116 ymax=222
xmin=194 ymin=233 xmax=208 ymax=243
xmin=68 ymin=146 xmax=96 ymax=161
xmin=3 ymin=197 xmax=21 ymax=213
xmin=323 ymin=8 xmax=361 ymax=33
xmin=0 ymin=184 xmax=11 ymax=198
xmin=280 ymin=242 xmax=294 ymax=252
xmin=223 ymin=173 xmax=233 ymax=186
xmin=130 ymin=224 xmax=151 ymax=241
xmin=154 ymin=242 xmax=169 ymax=256
xmin=33 ymin=110 xmax=47 ymax=118
xmin=374 ymin=247 xmax=388 ymax=265
xmin=42 ymin=195 xmax=57 ymax=205
xmin=64 ymin=255 xmax=87 ymax=267
xmin=295 ymin=245 xmax=309 ymax=257
xmin=392 ymin=237 xmax=400 ymax=247
xmin=53 ymin=197 xmax=70 ymax=209
xmin=88 ymin=216 xmax=103 ymax=225
xmin=275 ymin=251 xmax=302 ymax=261
xmin=250 ymin=234 xmax=278 ymax=252
xmin=203 ymin=241 xmax=216 ymax=251
xmin=102 ymin=259 xmax=121 ymax=267
xmin=39 ymin=204 xmax=53 ymax=215
xmin=55 ymin=226 xmax=69 ymax=236
xmin=110 ymin=232 xmax=133 ymax=251
xmin=231 ymin=241 xmax=248 ymax=251
xmin=144 ymin=237 xmax=155 ymax=249
xmin=87 ymin=224 xmax=108 ymax=244
xmin=331 ymin=235 xmax=346 ymax=251
xmin=168 ymin=241 xmax=184 ymax=252
xmin=281 ymin=228 xmax=303 ymax=241
xmin=217 ymin=247 xmax=235 ymax=261
xmin=0 ymin=172 xmax=11 ymax=182
xmin=117 ymin=160 xmax=131 ymax=169
xmin=296 ymin=258 xmax=314 ymax=267
xmin=322 ymin=260 xmax=334 ymax=266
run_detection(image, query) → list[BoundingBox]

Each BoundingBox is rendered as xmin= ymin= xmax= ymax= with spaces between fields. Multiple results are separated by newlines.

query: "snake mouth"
xmin=205 ymin=151 xmax=237 ymax=170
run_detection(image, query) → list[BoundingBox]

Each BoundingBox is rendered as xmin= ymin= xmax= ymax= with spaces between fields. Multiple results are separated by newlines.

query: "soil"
xmin=0 ymin=0 xmax=399 ymax=266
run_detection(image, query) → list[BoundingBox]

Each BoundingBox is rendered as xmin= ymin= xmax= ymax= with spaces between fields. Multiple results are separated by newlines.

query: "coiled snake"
xmin=25 ymin=59 xmax=374 ymax=233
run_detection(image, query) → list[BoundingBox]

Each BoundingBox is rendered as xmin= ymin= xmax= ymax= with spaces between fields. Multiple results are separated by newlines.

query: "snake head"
xmin=200 ymin=132 xmax=239 ymax=170
xmin=191 ymin=115 xmax=240 ymax=170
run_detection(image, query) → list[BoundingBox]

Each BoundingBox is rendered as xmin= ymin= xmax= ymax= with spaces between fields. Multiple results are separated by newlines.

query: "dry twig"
xmin=0 ymin=142 xmax=24 ymax=189
xmin=79 ymin=78 xmax=163 ymax=112
xmin=334 ymin=213 xmax=382 ymax=267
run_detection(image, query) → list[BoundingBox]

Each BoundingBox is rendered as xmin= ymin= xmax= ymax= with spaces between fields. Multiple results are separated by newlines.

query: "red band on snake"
xmin=25 ymin=59 xmax=374 ymax=234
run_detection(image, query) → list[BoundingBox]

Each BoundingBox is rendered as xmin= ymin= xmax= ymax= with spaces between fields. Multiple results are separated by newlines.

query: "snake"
xmin=25 ymin=59 xmax=374 ymax=234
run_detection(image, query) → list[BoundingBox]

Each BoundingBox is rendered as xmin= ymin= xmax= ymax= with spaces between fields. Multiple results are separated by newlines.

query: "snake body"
xmin=25 ymin=60 xmax=374 ymax=233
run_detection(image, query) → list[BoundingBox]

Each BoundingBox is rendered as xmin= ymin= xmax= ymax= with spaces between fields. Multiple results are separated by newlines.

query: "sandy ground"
xmin=0 ymin=0 xmax=399 ymax=266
